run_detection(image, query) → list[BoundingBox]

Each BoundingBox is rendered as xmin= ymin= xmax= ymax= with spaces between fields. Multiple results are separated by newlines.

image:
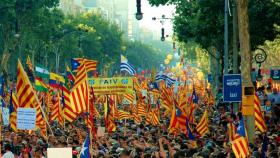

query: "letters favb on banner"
xmin=88 ymin=77 xmax=133 ymax=95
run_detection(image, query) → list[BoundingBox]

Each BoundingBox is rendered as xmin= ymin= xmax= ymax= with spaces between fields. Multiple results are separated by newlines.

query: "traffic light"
xmin=161 ymin=28 xmax=165 ymax=41
xmin=242 ymin=86 xmax=255 ymax=115
xmin=135 ymin=0 xmax=143 ymax=20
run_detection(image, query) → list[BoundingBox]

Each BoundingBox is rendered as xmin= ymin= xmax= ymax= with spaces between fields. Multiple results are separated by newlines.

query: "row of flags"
xmin=0 ymin=54 xmax=269 ymax=158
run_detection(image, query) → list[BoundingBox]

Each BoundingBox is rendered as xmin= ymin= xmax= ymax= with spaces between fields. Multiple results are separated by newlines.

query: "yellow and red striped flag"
xmin=228 ymin=122 xmax=237 ymax=142
xmin=74 ymin=58 xmax=98 ymax=72
xmin=50 ymin=94 xmax=64 ymax=126
xmin=71 ymin=62 xmax=89 ymax=113
xmin=231 ymin=136 xmax=249 ymax=158
xmin=254 ymin=93 xmax=267 ymax=133
xmin=10 ymin=93 xmax=19 ymax=132
xmin=123 ymin=93 xmax=135 ymax=104
xmin=137 ymin=102 xmax=147 ymax=116
xmin=131 ymin=104 xmax=142 ymax=124
xmin=196 ymin=110 xmax=208 ymax=137
xmin=104 ymin=96 xmax=116 ymax=133
xmin=63 ymin=88 xmax=78 ymax=122
xmin=17 ymin=60 xmax=46 ymax=131
xmin=146 ymin=108 xmax=160 ymax=126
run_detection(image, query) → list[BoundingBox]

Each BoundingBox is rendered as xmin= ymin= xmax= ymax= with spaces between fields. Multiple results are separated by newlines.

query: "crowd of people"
xmin=1 ymin=86 xmax=280 ymax=158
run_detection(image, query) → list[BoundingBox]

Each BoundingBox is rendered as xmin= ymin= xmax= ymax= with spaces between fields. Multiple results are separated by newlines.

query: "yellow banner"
xmin=88 ymin=77 xmax=133 ymax=95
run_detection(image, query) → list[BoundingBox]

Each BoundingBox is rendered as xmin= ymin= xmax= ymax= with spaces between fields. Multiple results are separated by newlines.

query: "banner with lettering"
xmin=88 ymin=77 xmax=133 ymax=95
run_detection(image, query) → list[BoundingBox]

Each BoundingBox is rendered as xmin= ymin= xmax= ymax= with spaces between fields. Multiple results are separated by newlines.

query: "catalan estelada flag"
xmin=231 ymin=116 xmax=249 ymax=158
xmin=70 ymin=62 xmax=89 ymax=113
xmin=169 ymin=102 xmax=187 ymax=132
xmin=231 ymin=136 xmax=249 ymax=158
xmin=254 ymin=93 xmax=267 ymax=133
xmin=71 ymin=58 xmax=97 ymax=72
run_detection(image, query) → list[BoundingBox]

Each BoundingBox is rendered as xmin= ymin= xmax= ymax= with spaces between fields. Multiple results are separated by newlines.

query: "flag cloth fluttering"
xmin=186 ymin=117 xmax=195 ymax=140
xmin=35 ymin=77 xmax=48 ymax=92
xmin=26 ymin=55 xmax=33 ymax=71
xmin=72 ymin=58 xmax=97 ymax=72
xmin=104 ymin=96 xmax=116 ymax=132
xmin=17 ymin=60 xmax=46 ymax=133
xmin=231 ymin=116 xmax=249 ymax=158
xmin=62 ymin=87 xmax=78 ymax=122
xmin=169 ymin=102 xmax=187 ymax=132
xmin=155 ymin=74 xmax=176 ymax=87
xmin=49 ymin=72 xmax=65 ymax=89
xmin=231 ymin=136 xmax=249 ymax=158
xmin=35 ymin=65 xmax=50 ymax=79
xmin=70 ymin=61 xmax=89 ymax=113
xmin=9 ymin=92 xmax=18 ymax=132
xmin=254 ymin=93 xmax=267 ymax=133
xmin=196 ymin=110 xmax=209 ymax=137
xmin=79 ymin=134 xmax=90 ymax=158
xmin=120 ymin=55 xmax=136 ymax=75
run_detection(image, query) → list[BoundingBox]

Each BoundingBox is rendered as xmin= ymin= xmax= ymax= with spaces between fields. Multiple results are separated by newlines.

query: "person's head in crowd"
xmin=4 ymin=143 xmax=12 ymax=152
xmin=272 ymin=88 xmax=278 ymax=94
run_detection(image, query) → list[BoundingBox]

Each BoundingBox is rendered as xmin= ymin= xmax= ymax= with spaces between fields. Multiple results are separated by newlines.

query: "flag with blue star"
xmin=71 ymin=58 xmax=81 ymax=71
xmin=192 ymin=89 xmax=198 ymax=104
xmin=80 ymin=134 xmax=90 ymax=158
xmin=237 ymin=116 xmax=246 ymax=137
xmin=186 ymin=117 xmax=195 ymax=140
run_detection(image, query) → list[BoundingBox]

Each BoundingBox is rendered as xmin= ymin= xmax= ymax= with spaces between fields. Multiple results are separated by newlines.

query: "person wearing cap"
xmin=3 ymin=144 xmax=15 ymax=158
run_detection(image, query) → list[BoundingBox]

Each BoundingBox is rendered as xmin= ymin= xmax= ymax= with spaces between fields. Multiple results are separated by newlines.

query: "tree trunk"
xmin=237 ymin=0 xmax=255 ymax=144
xmin=237 ymin=0 xmax=252 ymax=86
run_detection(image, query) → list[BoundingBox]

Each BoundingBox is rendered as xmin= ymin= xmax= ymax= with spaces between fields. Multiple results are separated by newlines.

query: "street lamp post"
xmin=254 ymin=48 xmax=267 ymax=82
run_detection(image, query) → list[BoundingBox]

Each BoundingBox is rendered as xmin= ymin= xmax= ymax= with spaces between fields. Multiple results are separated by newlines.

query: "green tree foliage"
xmin=0 ymin=1 xmax=168 ymax=76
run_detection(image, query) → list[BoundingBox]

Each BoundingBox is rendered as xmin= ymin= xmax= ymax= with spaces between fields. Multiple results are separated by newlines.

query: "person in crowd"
xmin=2 ymin=144 xmax=15 ymax=158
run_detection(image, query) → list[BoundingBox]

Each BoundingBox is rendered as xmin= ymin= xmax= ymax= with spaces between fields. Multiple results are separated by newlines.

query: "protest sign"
xmin=2 ymin=107 xmax=9 ymax=126
xmin=88 ymin=77 xmax=133 ymax=95
xmin=47 ymin=148 xmax=72 ymax=158
xmin=17 ymin=108 xmax=36 ymax=130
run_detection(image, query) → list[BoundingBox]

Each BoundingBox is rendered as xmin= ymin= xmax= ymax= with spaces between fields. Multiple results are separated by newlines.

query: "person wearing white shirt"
xmin=3 ymin=144 xmax=15 ymax=158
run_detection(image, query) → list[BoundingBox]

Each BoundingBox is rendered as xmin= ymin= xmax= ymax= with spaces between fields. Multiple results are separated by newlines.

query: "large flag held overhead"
xmin=196 ymin=110 xmax=209 ymax=137
xmin=10 ymin=92 xmax=18 ymax=132
xmin=35 ymin=77 xmax=48 ymax=92
xmin=186 ymin=117 xmax=195 ymax=140
xmin=71 ymin=58 xmax=97 ymax=72
xmin=169 ymin=103 xmax=187 ymax=131
xmin=231 ymin=116 xmax=249 ymax=158
xmin=231 ymin=136 xmax=249 ymax=158
xmin=17 ymin=60 xmax=46 ymax=131
xmin=79 ymin=134 xmax=90 ymax=158
xmin=120 ymin=55 xmax=136 ymax=75
xmin=71 ymin=62 xmax=89 ymax=113
xmin=17 ymin=60 xmax=38 ymax=108
xmin=62 ymin=87 xmax=78 ymax=122
xmin=49 ymin=72 xmax=65 ymax=89
xmin=254 ymin=93 xmax=267 ymax=133
xmin=155 ymin=73 xmax=176 ymax=87
xmin=35 ymin=65 xmax=50 ymax=79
